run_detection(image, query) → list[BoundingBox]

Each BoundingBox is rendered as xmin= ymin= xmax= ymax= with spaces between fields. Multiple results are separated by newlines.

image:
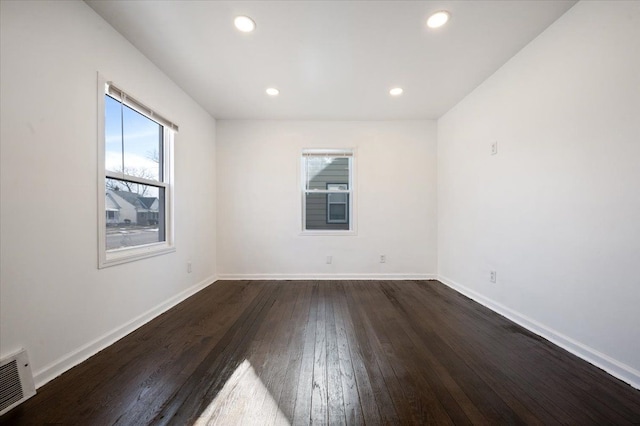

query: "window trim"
xmin=97 ymin=74 xmax=176 ymax=268
xmin=300 ymin=148 xmax=356 ymax=236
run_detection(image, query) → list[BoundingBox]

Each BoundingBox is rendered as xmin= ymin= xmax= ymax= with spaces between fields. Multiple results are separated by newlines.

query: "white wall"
xmin=0 ymin=0 xmax=217 ymax=386
xmin=438 ymin=1 xmax=640 ymax=386
xmin=216 ymin=120 xmax=437 ymax=279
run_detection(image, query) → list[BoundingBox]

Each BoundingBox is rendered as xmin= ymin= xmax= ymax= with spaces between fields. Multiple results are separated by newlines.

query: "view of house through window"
xmin=105 ymin=178 xmax=165 ymax=249
xmin=302 ymin=150 xmax=353 ymax=231
xmin=99 ymin=81 xmax=176 ymax=267
xmin=327 ymin=183 xmax=348 ymax=223
xmin=104 ymin=94 xmax=166 ymax=250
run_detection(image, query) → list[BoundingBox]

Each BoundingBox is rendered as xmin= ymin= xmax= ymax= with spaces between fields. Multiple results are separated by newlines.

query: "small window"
xmin=98 ymin=77 xmax=178 ymax=267
xmin=327 ymin=184 xmax=348 ymax=223
xmin=301 ymin=149 xmax=354 ymax=233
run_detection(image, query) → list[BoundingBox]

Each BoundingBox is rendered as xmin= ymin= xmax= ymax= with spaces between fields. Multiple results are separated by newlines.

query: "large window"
xmin=301 ymin=149 xmax=354 ymax=233
xmin=98 ymin=78 xmax=177 ymax=267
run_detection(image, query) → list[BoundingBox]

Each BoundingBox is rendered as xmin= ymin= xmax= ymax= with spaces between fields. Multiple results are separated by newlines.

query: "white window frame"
xmin=97 ymin=74 xmax=177 ymax=268
xmin=301 ymin=148 xmax=356 ymax=236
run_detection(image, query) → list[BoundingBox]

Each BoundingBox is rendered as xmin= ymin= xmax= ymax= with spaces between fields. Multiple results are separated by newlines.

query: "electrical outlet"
xmin=326 ymin=256 xmax=332 ymax=264
xmin=380 ymin=255 xmax=386 ymax=263
xmin=187 ymin=262 xmax=192 ymax=273
xmin=490 ymin=270 xmax=497 ymax=283
xmin=491 ymin=141 xmax=498 ymax=155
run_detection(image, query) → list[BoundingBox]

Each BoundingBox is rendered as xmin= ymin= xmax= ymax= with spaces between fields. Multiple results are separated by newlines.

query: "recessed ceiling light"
xmin=427 ymin=11 xmax=450 ymax=29
xmin=389 ymin=87 xmax=403 ymax=96
xmin=266 ymin=87 xmax=279 ymax=96
xmin=234 ymin=16 xmax=256 ymax=32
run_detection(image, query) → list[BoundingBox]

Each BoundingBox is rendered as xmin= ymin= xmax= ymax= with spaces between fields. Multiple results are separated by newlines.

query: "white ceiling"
xmin=86 ymin=0 xmax=576 ymax=120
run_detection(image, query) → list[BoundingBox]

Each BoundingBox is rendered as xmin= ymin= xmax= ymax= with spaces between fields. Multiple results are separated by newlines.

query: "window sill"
xmin=99 ymin=243 xmax=175 ymax=268
xmin=300 ymin=230 xmax=357 ymax=236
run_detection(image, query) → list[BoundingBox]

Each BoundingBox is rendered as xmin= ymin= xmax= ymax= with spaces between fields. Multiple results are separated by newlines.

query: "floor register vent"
xmin=0 ymin=349 xmax=36 ymax=416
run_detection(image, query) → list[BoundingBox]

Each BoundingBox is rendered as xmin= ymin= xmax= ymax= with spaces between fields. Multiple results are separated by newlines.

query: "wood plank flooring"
xmin=2 ymin=280 xmax=639 ymax=425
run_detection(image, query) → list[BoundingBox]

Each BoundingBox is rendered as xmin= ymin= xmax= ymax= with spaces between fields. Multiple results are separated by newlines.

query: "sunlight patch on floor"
xmin=192 ymin=359 xmax=291 ymax=425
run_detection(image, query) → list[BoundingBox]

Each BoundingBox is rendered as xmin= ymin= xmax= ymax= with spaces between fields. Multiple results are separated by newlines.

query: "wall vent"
xmin=0 ymin=349 xmax=36 ymax=416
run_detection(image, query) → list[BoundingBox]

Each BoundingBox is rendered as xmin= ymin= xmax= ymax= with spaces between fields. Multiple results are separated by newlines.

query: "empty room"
xmin=1 ymin=0 xmax=639 ymax=424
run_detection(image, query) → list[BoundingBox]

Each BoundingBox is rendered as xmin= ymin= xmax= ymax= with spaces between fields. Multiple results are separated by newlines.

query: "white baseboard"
xmin=33 ymin=275 xmax=216 ymax=388
xmin=216 ymin=273 xmax=436 ymax=281
xmin=437 ymin=275 xmax=640 ymax=390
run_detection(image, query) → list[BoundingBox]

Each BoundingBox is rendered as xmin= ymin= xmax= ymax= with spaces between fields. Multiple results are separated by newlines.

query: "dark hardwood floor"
xmin=2 ymin=280 xmax=639 ymax=425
